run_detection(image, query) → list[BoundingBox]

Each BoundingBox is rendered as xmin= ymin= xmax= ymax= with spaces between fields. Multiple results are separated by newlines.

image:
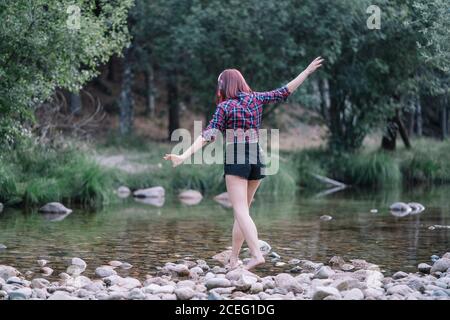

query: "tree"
xmin=0 ymin=0 xmax=133 ymax=146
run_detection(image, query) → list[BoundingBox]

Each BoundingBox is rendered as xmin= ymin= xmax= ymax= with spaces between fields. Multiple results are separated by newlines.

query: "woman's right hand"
xmin=163 ymin=154 xmax=185 ymax=167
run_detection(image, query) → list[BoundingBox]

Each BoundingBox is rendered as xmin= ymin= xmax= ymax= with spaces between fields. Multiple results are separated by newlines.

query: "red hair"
xmin=216 ymin=69 xmax=252 ymax=103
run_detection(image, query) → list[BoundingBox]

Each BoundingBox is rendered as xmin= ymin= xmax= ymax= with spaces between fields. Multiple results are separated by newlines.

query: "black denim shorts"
xmin=223 ymin=143 xmax=266 ymax=180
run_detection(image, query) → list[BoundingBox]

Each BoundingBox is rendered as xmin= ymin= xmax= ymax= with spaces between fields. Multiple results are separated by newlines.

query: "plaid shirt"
xmin=202 ymin=86 xmax=291 ymax=143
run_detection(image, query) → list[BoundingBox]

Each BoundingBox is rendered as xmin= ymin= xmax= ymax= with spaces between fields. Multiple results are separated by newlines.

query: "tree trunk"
xmin=381 ymin=120 xmax=398 ymax=151
xmin=108 ymin=55 xmax=116 ymax=82
xmin=415 ymin=96 xmax=423 ymax=136
xmin=442 ymin=103 xmax=448 ymax=140
xmin=145 ymin=65 xmax=156 ymax=117
xmin=69 ymin=92 xmax=82 ymax=115
xmin=119 ymin=47 xmax=134 ymax=136
xmin=395 ymin=109 xmax=411 ymax=149
xmin=167 ymin=72 xmax=179 ymax=140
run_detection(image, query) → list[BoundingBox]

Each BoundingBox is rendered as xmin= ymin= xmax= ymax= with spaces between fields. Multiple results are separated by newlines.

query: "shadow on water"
xmin=0 ymin=186 xmax=449 ymax=278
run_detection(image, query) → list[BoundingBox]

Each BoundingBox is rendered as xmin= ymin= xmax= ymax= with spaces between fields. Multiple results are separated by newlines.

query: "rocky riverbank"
xmin=1 ymin=253 xmax=449 ymax=300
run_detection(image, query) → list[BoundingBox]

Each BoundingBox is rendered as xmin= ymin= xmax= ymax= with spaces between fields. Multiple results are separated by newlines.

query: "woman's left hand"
xmin=163 ymin=154 xmax=185 ymax=167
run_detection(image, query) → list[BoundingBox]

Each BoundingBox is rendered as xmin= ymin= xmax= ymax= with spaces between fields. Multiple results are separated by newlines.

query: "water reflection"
xmin=0 ymin=186 xmax=449 ymax=279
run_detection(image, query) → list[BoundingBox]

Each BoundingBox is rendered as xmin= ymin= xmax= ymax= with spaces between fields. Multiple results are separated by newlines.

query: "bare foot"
xmin=226 ymin=258 xmax=243 ymax=270
xmin=244 ymin=256 xmax=265 ymax=270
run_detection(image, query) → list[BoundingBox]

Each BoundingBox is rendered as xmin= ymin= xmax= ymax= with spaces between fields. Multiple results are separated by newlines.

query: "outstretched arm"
xmin=164 ymin=135 xmax=207 ymax=167
xmin=286 ymin=56 xmax=324 ymax=93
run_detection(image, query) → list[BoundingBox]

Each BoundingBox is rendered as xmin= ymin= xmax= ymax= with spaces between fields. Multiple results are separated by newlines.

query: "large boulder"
xmin=0 ymin=266 xmax=20 ymax=281
xmin=430 ymin=258 xmax=450 ymax=274
xmin=133 ymin=186 xmax=165 ymax=198
xmin=39 ymin=202 xmax=72 ymax=214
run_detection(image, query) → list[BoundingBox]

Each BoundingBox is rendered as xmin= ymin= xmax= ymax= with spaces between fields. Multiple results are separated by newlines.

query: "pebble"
xmin=320 ymin=215 xmax=333 ymax=221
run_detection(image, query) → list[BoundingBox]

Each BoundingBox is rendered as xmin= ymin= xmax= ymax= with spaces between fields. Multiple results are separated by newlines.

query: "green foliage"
xmin=0 ymin=139 xmax=115 ymax=207
xmin=330 ymin=152 xmax=401 ymax=187
xmin=0 ymin=0 xmax=133 ymax=146
xmin=400 ymin=139 xmax=450 ymax=184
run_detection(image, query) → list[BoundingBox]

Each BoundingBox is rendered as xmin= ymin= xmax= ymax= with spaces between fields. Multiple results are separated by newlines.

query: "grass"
xmin=1 ymin=136 xmax=450 ymax=208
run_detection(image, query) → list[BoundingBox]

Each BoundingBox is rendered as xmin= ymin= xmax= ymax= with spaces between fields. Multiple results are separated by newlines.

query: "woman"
xmin=164 ymin=57 xmax=324 ymax=270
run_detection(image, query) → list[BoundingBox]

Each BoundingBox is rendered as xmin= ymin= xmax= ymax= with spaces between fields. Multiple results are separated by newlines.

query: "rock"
xmin=38 ymin=202 xmax=72 ymax=214
xmin=189 ymin=266 xmax=204 ymax=275
xmin=48 ymin=291 xmax=80 ymax=300
xmin=407 ymin=279 xmax=425 ymax=293
xmin=0 ymin=290 xmax=8 ymax=299
xmin=370 ymin=209 xmax=378 ymax=213
xmin=431 ymin=255 xmax=440 ymax=262
xmin=176 ymin=280 xmax=196 ymax=290
xmin=208 ymin=290 xmax=224 ymax=300
xmin=331 ymin=277 xmax=360 ymax=292
xmin=428 ymin=226 xmax=436 ymax=230
xmin=233 ymin=274 xmax=258 ymax=291
xmin=120 ymin=262 xmax=133 ymax=269
xmin=32 ymin=288 xmax=48 ymax=299
xmin=117 ymin=186 xmax=131 ymax=198
xmin=160 ymin=293 xmax=177 ymax=300
xmin=178 ymin=190 xmax=203 ymax=206
xmin=274 ymin=273 xmax=303 ymax=293
xmin=250 ymin=282 xmax=264 ymax=294
xmin=211 ymin=266 xmax=227 ymax=274
xmin=432 ymin=290 xmax=448 ymax=297
xmin=0 ymin=244 xmax=7 ymax=250
xmin=40 ymin=267 xmax=53 ymax=276
xmin=343 ymin=288 xmax=364 ymax=300
xmin=407 ymin=202 xmax=425 ymax=214
xmin=71 ymin=258 xmax=87 ymax=271
xmin=31 ymin=278 xmax=50 ymax=289
xmin=418 ymin=263 xmax=432 ymax=274
xmin=206 ymin=278 xmax=232 ymax=290
xmin=387 ymin=284 xmax=414 ymax=296
xmin=0 ymin=266 xmax=20 ymax=280
xmin=37 ymin=260 xmax=48 ymax=268
xmin=83 ymin=282 xmax=104 ymax=293
xmin=275 ymin=262 xmax=286 ymax=267
xmin=443 ymin=252 xmax=450 ymax=259
xmin=329 ymin=256 xmax=345 ymax=268
xmin=153 ymin=285 xmax=175 ymax=295
xmin=6 ymin=276 xmax=28 ymax=286
xmin=165 ymin=264 xmax=190 ymax=276
xmin=389 ymin=202 xmax=411 ymax=213
xmin=133 ymin=186 xmax=165 ymax=198
xmin=174 ymin=287 xmax=196 ymax=300
xmin=128 ymin=288 xmax=146 ymax=300
xmin=109 ymin=260 xmax=123 ymax=268
xmin=8 ymin=288 xmax=32 ymax=300
xmin=269 ymin=251 xmax=281 ymax=259
xmin=213 ymin=192 xmax=232 ymax=208
xmin=66 ymin=265 xmax=83 ymax=276
xmin=289 ymin=266 xmax=302 ymax=273
xmin=298 ymin=260 xmax=322 ymax=273
xmin=320 ymin=215 xmax=333 ymax=221
xmin=364 ymin=287 xmax=385 ymax=299
xmin=95 ymin=266 xmax=117 ymax=278
xmin=288 ymin=259 xmax=300 ymax=265
xmin=341 ymin=263 xmax=355 ymax=271
xmin=431 ymin=258 xmax=450 ymax=273
xmin=258 ymin=240 xmax=272 ymax=255
xmin=392 ymin=271 xmax=408 ymax=280
xmin=312 ymin=286 xmax=341 ymax=300
xmin=75 ymin=289 xmax=92 ymax=299
xmin=212 ymin=250 xmax=231 ymax=265
xmin=314 ymin=266 xmax=335 ymax=279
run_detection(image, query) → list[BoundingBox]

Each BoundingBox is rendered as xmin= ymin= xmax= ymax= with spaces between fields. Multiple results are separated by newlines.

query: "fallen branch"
xmin=311 ymin=173 xmax=347 ymax=188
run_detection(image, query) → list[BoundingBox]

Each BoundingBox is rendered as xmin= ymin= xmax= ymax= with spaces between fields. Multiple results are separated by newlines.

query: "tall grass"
xmin=0 ymin=140 xmax=115 ymax=207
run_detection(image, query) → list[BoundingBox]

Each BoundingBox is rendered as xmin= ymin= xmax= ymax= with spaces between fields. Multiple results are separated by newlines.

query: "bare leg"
xmin=229 ymin=179 xmax=261 ymax=268
xmin=226 ymin=175 xmax=264 ymax=270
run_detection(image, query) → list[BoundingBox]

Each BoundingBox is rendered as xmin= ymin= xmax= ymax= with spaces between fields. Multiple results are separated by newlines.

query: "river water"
xmin=0 ymin=186 xmax=449 ymax=279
